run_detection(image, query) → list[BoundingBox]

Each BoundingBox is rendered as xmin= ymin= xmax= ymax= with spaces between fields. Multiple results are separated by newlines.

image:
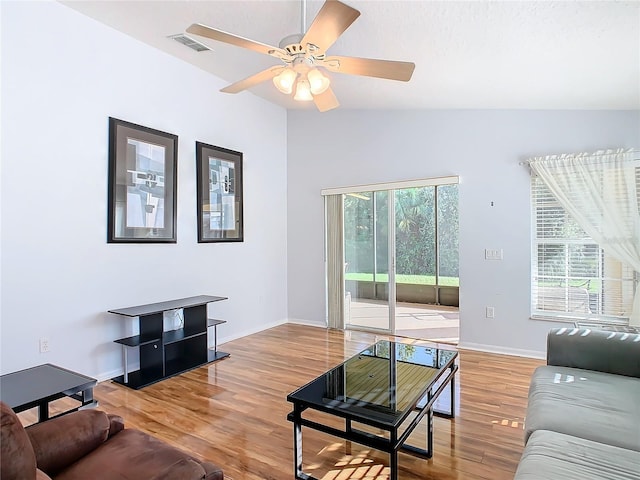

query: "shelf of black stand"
xmin=206 ymin=318 xmax=229 ymax=362
xmin=110 ymin=368 xmax=164 ymax=390
xmin=163 ymin=327 xmax=206 ymax=345
xmin=207 ymin=319 xmax=227 ymax=328
xmin=110 ymin=295 xmax=229 ymax=390
xmin=208 ymin=350 xmax=229 ymax=362
xmin=113 ymin=332 xmax=161 ymax=348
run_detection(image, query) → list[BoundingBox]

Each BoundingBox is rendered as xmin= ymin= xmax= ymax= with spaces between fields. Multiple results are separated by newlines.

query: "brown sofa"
xmin=0 ymin=401 xmax=223 ymax=480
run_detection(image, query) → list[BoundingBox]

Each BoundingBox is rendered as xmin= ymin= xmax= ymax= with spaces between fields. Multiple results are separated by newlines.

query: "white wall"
xmin=2 ymin=3 xmax=638 ymax=382
xmin=287 ymin=109 xmax=639 ymax=356
xmin=0 ymin=1 xmax=288 ymax=379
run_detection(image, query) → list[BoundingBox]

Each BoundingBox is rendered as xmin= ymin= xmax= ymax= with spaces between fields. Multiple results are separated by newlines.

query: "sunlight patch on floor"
xmin=309 ymin=445 xmax=389 ymax=480
xmin=492 ymin=418 xmax=525 ymax=429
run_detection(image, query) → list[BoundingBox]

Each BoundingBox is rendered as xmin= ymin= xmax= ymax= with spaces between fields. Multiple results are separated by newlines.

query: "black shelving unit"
xmin=110 ymin=295 xmax=229 ymax=389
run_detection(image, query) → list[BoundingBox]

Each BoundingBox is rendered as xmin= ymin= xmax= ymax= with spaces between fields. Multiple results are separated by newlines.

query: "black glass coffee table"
xmin=287 ymin=340 xmax=458 ymax=480
xmin=0 ymin=363 xmax=97 ymax=422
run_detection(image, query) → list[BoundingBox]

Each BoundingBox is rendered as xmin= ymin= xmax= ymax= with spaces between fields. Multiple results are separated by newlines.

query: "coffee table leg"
xmin=390 ymin=430 xmax=399 ymax=480
xmin=427 ymin=407 xmax=434 ymax=457
xmin=434 ymin=364 xmax=457 ymax=418
xmin=81 ymin=386 xmax=95 ymax=408
xmin=38 ymin=402 xmax=49 ymax=422
xmin=450 ymin=367 xmax=456 ymax=416
xmin=293 ymin=405 xmax=304 ymax=479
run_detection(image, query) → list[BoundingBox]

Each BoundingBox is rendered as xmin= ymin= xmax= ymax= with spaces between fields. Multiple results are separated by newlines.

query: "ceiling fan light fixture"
xmin=294 ymin=79 xmax=313 ymax=101
xmin=189 ymin=0 xmax=414 ymax=112
xmin=273 ymin=68 xmax=297 ymax=94
xmin=307 ymin=68 xmax=330 ymax=95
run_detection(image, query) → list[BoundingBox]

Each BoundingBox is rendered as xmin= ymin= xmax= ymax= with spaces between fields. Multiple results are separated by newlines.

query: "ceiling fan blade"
xmin=323 ymin=56 xmax=415 ymax=82
xmin=220 ymin=66 xmax=285 ymax=94
xmin=322 ymin=57 xmax=416 ymax=82
xmin=187 ymin=23 xmax=287 ymax=57
xmin=301 ymin=0 xmax=360 ymax=53
xmin=313 ymin=86 xmax=340 ymax=112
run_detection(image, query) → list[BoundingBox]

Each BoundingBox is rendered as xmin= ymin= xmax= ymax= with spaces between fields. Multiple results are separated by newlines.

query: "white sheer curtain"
xmin=529 ymin=148 xmax=640 ymax=325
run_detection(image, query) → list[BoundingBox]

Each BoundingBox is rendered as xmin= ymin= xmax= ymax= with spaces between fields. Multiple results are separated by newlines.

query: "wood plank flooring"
xmin=18 ymin=324 xmax=543 ymax=480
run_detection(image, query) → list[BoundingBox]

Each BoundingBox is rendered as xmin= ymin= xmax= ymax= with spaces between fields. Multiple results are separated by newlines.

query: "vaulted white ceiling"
xmin=62 ymin=0 xmax=640 ymax=111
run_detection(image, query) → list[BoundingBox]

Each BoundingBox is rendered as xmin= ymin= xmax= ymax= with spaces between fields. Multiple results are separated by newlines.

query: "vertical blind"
xmin=530 ymin=151 xmax=639 ymax=323
xmin=325 ymin=194 xmax=345 ymax=329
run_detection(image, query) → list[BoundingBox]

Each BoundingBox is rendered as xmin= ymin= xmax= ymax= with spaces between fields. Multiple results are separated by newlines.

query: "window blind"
xmin=531 ymin=174 xmax=636 ymax=323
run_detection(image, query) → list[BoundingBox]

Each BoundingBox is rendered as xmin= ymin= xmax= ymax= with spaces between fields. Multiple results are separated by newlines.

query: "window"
xmin=531 ymin=175 xmax=636 ymax=323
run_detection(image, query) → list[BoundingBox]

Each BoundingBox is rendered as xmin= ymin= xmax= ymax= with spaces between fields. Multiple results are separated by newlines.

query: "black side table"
xmin=0 ymin=363 xmax=97 ymax=422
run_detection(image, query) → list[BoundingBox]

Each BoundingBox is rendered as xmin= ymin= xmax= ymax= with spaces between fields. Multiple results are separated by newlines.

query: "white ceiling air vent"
xmin=168 ymin=34 xmax=210 ymax=52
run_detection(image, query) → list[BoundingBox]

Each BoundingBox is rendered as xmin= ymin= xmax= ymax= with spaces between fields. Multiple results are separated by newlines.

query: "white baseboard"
xmin=456 ymin=342 xmax=545 ymax=359
xmin=96 ymin=365 xmax=139 ymax=383
xmin=287 ymin=318 xmax=327 ymax=328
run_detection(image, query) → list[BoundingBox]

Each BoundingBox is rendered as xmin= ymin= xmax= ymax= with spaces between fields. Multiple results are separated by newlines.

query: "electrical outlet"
xmin=486 ymin=307 xmax=495 ymax=319
xmin=39 ymin=337 xmax=50 ymax=353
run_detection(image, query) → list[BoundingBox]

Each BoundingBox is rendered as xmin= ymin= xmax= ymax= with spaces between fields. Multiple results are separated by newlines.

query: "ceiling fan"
xmin=186 ymin=0 xmax=415 ymax=112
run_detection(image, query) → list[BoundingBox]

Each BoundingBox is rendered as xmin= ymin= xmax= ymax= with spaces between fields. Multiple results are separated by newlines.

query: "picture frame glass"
xmin=108 ymin=118 xmax=177 ymax=243
xmin=197 ymin=142 xmax=243 ymax=242
xmin=124 ymin=139 xmax=166 ymax=229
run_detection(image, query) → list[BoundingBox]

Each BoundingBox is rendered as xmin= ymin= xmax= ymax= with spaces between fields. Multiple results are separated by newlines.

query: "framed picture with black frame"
xmin=196 ymin=141 xmax=244 ymax=243
xmin=107 ymin=117 xmax=178 ymax=243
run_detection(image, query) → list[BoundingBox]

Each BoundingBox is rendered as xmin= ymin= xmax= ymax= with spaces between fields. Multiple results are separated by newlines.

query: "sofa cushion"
xmin=525 ymin=365 xmax=640 ymax=451
xmin=515 ymin=430 xmax=640 ymax=480
xmin=27 ymin=409 xmax=111 ymax=476
xmin=55 ymin=429 xmax=222 ymax=480
xmin=0 ymin=401 xmax=37 ymax=480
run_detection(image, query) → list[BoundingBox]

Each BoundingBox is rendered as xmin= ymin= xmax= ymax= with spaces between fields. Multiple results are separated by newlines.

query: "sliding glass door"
xmin=324 ymin=176 xmax=459 ymax=339
xmin=344 ymin=191 xmax=395 ymax=332
xmin=394 ymin=184 xmax=460 ymax=306
xmin=328 ymin=178 xmax=459 ymax=339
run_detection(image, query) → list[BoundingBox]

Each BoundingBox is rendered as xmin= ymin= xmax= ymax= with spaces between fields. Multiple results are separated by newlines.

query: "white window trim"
xmin=321 ymin=176 xmax=459 ymax=196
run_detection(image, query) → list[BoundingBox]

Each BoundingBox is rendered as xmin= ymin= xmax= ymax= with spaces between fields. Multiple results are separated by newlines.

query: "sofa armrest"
xmin=547 ymin=327 xmax=640 ymax=377
xmin=26 ymin=409 xmax=112 ymax=476
xmin=107 ymin=413 xmax=124 ymax=438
